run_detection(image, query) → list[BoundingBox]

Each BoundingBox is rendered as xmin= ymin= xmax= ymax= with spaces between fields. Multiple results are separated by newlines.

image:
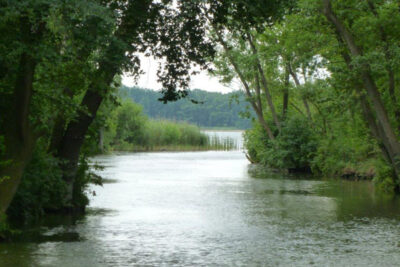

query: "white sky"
xmin=122 ymin=55 xmax=237 ymax=93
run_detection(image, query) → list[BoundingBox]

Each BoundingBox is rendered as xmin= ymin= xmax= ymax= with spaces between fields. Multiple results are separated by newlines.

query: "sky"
xmin=122 ymin=55 xmax=238 ymax=93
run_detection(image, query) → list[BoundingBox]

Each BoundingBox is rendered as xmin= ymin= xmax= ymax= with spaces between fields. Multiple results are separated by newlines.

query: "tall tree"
xmin=321 ymin=0 xmax=400 ymax=181
xmin=0 ymin=0 xmax=114 ymax=215
xmin=207 ymin=0 xmax=294 ymax=138
xmin=53 ymin=0 xmax=216 ymax=207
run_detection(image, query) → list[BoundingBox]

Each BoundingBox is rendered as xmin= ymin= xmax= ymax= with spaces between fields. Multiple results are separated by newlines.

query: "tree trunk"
xmin=247 ymin=32 xmax=281 ymax=131
xmin=0 ymin=53 xmax=36 ymax=215
xmin=282 ymin=63 xmax=290 ymax=120
xmin=359 ymin=93 xmax=392 ymax=163
xmin=56 ymin=74 xmax=115 ymax=206
xmin=48 ymin=88 xmax=74 ymax=154
xmin=213 ymin=26 xmax=275 ymax=140
xmin=98 ymin=128 xmax=104 ymax=152
xmin=336 ymin=21 xmax=393 ymax=171
xmin=367 ymin=0 xmax=400 ymax=132
xmin=288 ymin=62 xmax=313 ymax=123
xmin=54 ymin=0 xmax=152 ymax=207
xmin=323 ymin=0 xmax=400 ymax=179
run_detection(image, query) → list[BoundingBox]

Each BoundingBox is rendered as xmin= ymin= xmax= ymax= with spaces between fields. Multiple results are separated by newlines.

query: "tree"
xmin=320 ymin=0 xmax=400 ymax=185
xmin=207 ymin=0 xmax=295 ymax=140
xmin=53 ymin=0 xmax=216 ymax=207
xmin=0 ymin=0 xmax=217 ymax=215
xmin=0 ymin=0 xmax=113 ymax=215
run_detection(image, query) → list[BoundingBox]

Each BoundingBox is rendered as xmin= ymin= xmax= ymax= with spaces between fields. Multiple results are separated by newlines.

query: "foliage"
xmin=72 ymin=157 xmax=102 ymax=211
xmin=6 ymin=142 xmax=104 ymax=223
xmin=98 ymin=98 xmax=235 ymax=151
xmin=265 ymin=116 xmax=317 ymax=171
xmin=7 ymin=143 xmax=67 ymax=222
xmin=245 ymin=116 xmax=317 ymax=171
xmin=210 ymin=0 xmax=400 ymax=194
xmin=243 ymin=123 xmax=268 ymax=164
xmin=114 ymin=100 xmax=147 ymax=145
xmin=311 ymin=126 xmax=378 ymax=177
xmin=120 ymin=86 xmax=252 ymax=129
xmin=0 ymin=213 xmax=14 ymax=241
xmin=373 ymin=160 xmax=397 ymax=194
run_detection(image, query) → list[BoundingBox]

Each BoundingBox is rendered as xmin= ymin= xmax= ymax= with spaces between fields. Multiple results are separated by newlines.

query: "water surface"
xmin=1 ymin=131 xmax=400 ymax=266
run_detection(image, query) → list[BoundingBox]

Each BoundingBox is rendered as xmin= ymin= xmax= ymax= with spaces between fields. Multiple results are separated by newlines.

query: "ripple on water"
xmin=2 ymin=146 xmax=400 ymax=266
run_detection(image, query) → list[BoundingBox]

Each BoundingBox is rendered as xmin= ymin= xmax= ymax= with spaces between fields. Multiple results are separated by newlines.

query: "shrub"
xmin=310 ymin=121 xmax=379 ymax=177
xmin=373 ymin=160 xmax=397 ymax=193
xmin=243 ymin=123 xmax=269 ymax=163
xmin=264 ymin=116 xmax=317 ymax=171
xmin=7 ymin=144 xmax=67 ymax=222
xmin=245 ymin=116 xmax=317 ymax=171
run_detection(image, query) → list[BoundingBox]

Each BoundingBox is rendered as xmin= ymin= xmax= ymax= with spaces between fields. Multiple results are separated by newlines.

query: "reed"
xmin=112 ymin=119 xmax=237 ymax=151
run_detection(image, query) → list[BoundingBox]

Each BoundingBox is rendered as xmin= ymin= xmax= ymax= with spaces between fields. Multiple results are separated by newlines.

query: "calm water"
xmin=1 ymin=131 xmax=400 ymax=266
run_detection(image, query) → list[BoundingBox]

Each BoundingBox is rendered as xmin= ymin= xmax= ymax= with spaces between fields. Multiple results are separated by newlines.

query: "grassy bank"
xmin=102 ymin=101 xmax=237 ymax=152
xmin=111 ymin=120 xmax=237 ymax=152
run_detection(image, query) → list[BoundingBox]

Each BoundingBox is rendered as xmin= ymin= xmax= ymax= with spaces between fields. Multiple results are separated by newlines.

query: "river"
xmin=1 ymin=131 xmax=400 ymax=266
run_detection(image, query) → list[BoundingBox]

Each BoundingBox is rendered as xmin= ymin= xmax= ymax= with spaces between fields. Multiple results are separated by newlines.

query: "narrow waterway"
xmin=1 ymin=131 xmax=400 ymax=266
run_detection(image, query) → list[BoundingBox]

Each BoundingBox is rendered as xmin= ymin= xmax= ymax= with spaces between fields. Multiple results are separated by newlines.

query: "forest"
xmin=1 ymin=0 xmax=400 ymax=239
xmin=120 ymin=86 xmax=252 ymax=129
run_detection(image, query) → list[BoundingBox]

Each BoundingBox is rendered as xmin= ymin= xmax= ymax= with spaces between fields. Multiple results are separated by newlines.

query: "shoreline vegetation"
xmin=108 ymin=138 xmax=238 ymax=153
xmin=99 ymin=100 xmax=238 ymax=153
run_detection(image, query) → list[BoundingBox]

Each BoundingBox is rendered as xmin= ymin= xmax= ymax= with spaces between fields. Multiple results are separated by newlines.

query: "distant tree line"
xmin=120 ymin=86 xmax=252 ymax=129
xmin=99 ymin=99 xmax=235 ymax=152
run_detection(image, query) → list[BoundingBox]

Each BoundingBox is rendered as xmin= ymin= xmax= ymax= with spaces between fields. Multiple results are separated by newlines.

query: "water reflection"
xmin=1 ymin=133 xmax=400 ymax=266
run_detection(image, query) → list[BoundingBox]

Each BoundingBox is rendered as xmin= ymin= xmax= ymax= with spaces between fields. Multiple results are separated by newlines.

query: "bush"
xmin=7 ymin=144 xmax=67 ymax=222
xmin=6 ymin=142 xmax=100 ymax=223
xmin=310 ymin=121 xmax=379 ymax=178
xmin=243 ymin=123 xmax=269 ymax=163
xmin=373 ymin=160 xmax=397 ymax=193
xmin=245 ymin=116 xmax=317 ymax=171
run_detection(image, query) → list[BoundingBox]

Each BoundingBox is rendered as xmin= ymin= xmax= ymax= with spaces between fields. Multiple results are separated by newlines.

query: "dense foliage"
xmin=245 ymin=116 xmax=317 ymax=172
xmin=210 ymin=0 xmax=400 ymax=193
xmin=121 ymin=86 xmax=252 ymax=129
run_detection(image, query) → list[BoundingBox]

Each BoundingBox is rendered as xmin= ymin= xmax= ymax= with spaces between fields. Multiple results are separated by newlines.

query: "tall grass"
xmin=141 ymin=120 xmax=208 ymax=149
xmin=103 ymin=100 xmax=237 ymax=152
xmin=113 ymin=119 xmax=236 ymax=151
